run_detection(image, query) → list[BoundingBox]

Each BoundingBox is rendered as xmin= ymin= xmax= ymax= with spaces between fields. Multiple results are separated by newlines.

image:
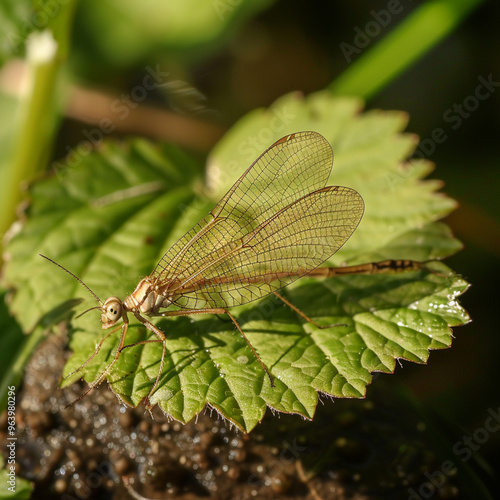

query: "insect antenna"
xmin=39 ymin=254 xmax=103 ymax=305
xmin=75 ymin=305 xmax=103 ymax=319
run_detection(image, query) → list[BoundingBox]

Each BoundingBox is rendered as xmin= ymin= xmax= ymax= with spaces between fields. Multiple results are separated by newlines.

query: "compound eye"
xmin=107 ymin=303 xmax=121 ymax=320
xmin=102 ymin=297 xmax=122 ymax=324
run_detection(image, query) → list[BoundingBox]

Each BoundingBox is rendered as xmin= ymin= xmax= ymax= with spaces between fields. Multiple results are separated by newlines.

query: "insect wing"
xmin=170 ymin=185 xmax=364 ymax=309
xmin=152 ymin=131 xmax=333 ymax=284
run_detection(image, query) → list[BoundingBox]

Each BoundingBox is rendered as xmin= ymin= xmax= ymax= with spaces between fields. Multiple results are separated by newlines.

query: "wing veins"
xmin=172 ymin=186 xmax=334 ymax=291
xmin=169 ymin=186 xmax=364 ymax=309
xmin=151 ymin=132 xmax=333 ymax=283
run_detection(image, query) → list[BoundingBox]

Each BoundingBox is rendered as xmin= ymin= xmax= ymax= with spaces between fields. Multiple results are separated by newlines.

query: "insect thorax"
xmin=124 ymin=277 xmax=174 ymax=315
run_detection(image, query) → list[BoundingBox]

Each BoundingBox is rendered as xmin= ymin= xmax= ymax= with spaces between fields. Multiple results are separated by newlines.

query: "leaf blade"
xmin=3 ymin=96 xmax=469 ymax=432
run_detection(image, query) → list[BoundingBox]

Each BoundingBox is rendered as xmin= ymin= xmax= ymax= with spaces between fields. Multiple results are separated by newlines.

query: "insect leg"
xmin=63 ymin=324 xmax=121 ymax=380
xmin=117 ymin=312 xmax=167 ymax=408
xmin=161 ymin=308 xmax=275 ymax=388
xmin=277 ymin=260 xmax=428 ymax=330
xmin=65 ymin=313 xmax=131 ymax=408
xmin=272 ymin=291 xmax=346 ymax=329
xmin=224 ymin=309 xmax=275 ymax=388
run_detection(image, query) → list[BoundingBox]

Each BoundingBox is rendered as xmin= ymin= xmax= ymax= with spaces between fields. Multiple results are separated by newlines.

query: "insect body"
xmin=42 ymin=131 xmax=420 ymax=409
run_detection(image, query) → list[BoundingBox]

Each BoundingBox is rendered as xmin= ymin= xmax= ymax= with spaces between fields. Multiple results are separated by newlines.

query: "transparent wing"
xmin=168 ymin=186 xmax=364 ymax=310
xmin=152 ymin=131 xmax=333 ymax=283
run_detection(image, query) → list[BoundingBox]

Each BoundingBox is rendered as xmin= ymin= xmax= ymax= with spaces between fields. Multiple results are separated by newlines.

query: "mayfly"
xmin=41 ymin=131 xmax=421 ymax=408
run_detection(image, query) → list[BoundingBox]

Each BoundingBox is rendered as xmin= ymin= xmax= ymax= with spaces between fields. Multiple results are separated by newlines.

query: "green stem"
xmin=331 ymin=0 xmax=485 ymax=100
xmin=0 ymin=0 xmax=78 ymax=255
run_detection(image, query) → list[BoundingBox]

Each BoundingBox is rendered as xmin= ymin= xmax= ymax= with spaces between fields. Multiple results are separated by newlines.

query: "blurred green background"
xmin=0 ymin=0 xmax=499 ymax=485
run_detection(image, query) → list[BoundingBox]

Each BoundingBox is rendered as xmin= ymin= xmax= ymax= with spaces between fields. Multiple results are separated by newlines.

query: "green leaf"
xmin=4 ymin=139 xmax=201 ymax=332
xmin=3 ymin=95 xmax=469 ymax=432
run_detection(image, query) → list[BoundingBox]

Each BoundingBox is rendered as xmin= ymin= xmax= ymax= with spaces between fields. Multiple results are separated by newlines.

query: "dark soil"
xmin=0 ymin=333 xmax=477 ymax=500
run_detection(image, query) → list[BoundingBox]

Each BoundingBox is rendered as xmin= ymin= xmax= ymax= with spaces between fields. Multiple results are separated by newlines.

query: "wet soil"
xmin=0 ymin=333 xmax=467 ymax=500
